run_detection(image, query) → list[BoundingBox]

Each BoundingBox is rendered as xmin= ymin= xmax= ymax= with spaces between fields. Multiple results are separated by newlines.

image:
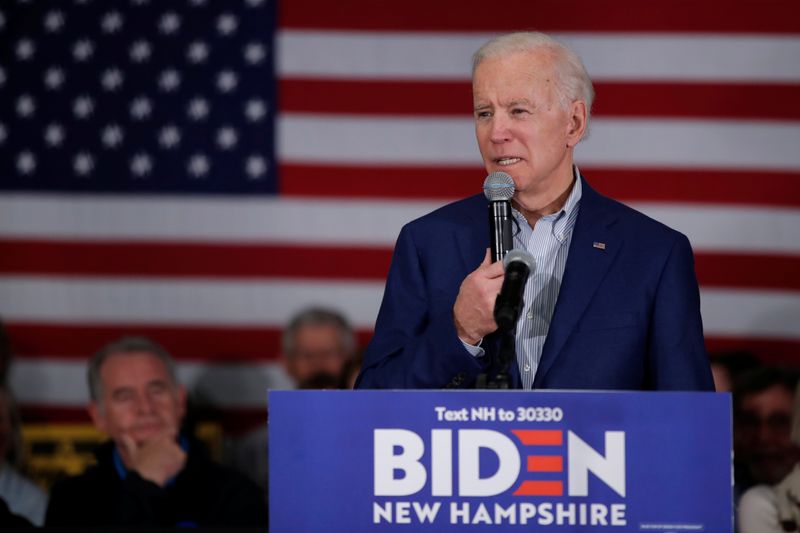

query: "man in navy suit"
xmin=356 ymin=32 xmax=714 ymax=391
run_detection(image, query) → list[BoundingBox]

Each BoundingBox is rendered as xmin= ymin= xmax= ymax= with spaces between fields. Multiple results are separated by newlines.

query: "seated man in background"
xmin=46 ymin=336 xmax=267 ymax=527
xmin=282 ymin=307 xmax=357 ymax=388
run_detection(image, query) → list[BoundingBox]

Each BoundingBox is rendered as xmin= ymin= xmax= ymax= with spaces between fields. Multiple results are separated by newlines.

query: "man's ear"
xmin=566 ymin=100 xmax=588 ymax=147
xmin=88 ymin=401 xmax=107 ymax=433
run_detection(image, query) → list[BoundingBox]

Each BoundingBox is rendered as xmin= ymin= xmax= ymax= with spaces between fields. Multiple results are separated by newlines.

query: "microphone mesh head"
xmin=483 ymin=172 xmax=515 ymax=201
xmin=503 ymin=249 xmax=536 ymax=273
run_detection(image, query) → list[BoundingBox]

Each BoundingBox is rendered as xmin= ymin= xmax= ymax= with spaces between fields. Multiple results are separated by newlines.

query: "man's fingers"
xmin=481 ymin=248 xmax=492 ymax=266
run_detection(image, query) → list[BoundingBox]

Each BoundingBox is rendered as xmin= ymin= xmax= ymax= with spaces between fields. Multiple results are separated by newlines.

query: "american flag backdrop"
xmin=0 ymin=0 xmax=799 ymax=426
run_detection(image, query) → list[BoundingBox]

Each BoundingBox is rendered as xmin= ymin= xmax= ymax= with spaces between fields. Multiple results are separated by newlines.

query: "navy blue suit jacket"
xmin=356 ymin=177 xmax=714 ymax=391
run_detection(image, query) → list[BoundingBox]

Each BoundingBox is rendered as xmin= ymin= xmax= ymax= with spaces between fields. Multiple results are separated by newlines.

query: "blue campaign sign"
xmin=269 ymin=390 xmax=731 ymax=532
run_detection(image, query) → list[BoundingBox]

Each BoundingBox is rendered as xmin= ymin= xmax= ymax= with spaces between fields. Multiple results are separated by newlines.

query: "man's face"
xmin=89 ymin=351 xmax=186 ymax=447
xmin=473 ymin=50 xmax=582 ymax=211
xmin=0 ymin=390 xmax=11 ymax=461
xmin=738 ymin=384 xmax=800 ymax=484
xmin=285 ymin=323 xmax=349 ymax=385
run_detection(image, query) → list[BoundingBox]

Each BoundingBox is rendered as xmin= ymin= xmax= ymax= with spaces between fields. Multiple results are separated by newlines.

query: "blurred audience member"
xmin=711 ymin=350 xmax=760 ymax=393
xmin=339 ymin=351 xmax=364 ymax=390
xmin=734 ymin=367 xmax=800 ymax=499
xmin=46 ymin=336 xmax=267 ymax=527
xmin=740 ymin=381 xmax=800 ymax=532
xmin=0 ymin=385 xmax=47 ymax=526
xmin=282 ymin=307 xmax=356 ymax=388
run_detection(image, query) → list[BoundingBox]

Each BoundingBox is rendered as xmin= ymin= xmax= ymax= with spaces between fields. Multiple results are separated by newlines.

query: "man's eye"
xmin=512 ymin=108 xmax=529 ymax=115
xmin=476 ymin=111 xmax=491 ymax=118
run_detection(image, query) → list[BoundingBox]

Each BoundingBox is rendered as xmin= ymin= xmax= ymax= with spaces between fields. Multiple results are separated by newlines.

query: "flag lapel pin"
xmin=593 ymin=242 xmax=606 ymax=250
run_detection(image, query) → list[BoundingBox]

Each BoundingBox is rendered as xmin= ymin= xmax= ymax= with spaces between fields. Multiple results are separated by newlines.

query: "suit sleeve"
xmin=356 ymin=225 xmax=489 ymax=389
xmin=647 ymin=233 xmax=715 ymax=391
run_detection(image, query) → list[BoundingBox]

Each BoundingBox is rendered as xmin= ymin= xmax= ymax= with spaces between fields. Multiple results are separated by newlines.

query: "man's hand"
xmin=453 ymin=248 xmax=505 ymax=344
xmin=119 ymin=427 xmax=187 ymax=487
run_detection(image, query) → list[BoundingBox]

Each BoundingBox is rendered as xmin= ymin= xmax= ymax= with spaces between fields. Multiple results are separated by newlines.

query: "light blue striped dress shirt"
xmin=512 ymin=174 xmax=582 ymax=389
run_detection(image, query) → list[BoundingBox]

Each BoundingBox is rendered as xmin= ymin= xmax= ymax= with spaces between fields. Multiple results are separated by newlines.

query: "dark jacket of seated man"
xmin=46 ymin=437 xmax=267 ymax=527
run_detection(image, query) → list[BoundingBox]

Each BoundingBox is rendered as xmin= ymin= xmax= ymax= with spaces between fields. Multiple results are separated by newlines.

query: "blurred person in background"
xmin=734 ymin=368 xmax=800 ymax=508
xmin=227 ymin=307 xmax=357 ymax=494
xmin=740 ymin=379 xmax=800 ymax=532
xmin=282 ymin=307 xmax=357 ymax=388
xmin=0 ymin=385 xmax=47 ymax=526
xmin=46 ymin=336 xmax=266 ymax=527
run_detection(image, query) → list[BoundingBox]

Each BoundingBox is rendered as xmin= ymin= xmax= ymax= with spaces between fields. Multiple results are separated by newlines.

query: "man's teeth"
xmin=497 ymin=157 xmax=521 ymax=166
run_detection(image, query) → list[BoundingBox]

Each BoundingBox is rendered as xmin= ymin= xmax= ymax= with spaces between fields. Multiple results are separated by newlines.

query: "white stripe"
xmin=0 ymin=277 xmax=797 ymax=339
xmin=278 ymin=31 xmax=800 ymax=82
xmin=0 ymin=277 xmax=384 ymax=328
xmin=0 ymin=193 xmax=440 ymax=245
xmin=1 ymin=195 xmax=799 ymax=255
xmin=630 ymin=203 xmax=800 ymax=255
xmin=9 ymin=359 xmax=292 ymax=408
xmin=279 ymin=115 xmax=800 ymax=171
xmin=702 ymin=289 xmax=800 ymax=339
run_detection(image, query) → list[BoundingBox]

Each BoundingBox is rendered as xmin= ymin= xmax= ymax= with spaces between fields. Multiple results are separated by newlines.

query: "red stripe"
xmin=1 ymin=238 xmax=798 ymax=291
xmin=281 ymin=164 xmax=800 ymax=208
xmin=527 ymin=455 xmax=563 ymax=472
xmin=0 ymin=239 xmax=392 ymax=280
xmin=5 ymin=323 xmax=373 ymax=362
xmin=512 ymin=430 xmax=563 ymax=446
xmin=696 ymin=253 xmax=800 ymax=291
xmin=280 ymin=0 xmax=800 ymax=33
xmin=280 ymin=79 xmax=800 ymax=121
xmin=513 ymin=480 xmax=564 ymax=497
xmin=706 ymin=336 xmax=800 ymax=365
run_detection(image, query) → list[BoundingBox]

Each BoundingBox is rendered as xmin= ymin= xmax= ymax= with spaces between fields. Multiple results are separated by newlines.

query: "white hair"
xmin=472 ymin=32 xmax=594 ymax=137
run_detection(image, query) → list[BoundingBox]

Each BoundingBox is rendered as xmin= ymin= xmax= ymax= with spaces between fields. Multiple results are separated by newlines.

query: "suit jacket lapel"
xmin=533 ymin=179 xmax=621 ymax=387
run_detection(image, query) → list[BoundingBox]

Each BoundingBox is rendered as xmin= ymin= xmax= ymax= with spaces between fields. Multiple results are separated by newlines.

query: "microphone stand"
xmin=475 ymin=324 xmax=517 ymax=390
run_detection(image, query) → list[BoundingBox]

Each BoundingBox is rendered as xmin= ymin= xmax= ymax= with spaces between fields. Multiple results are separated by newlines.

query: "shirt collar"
xmin=511 ymin=166 xmax=583 ymax=240
xmin=112 ymin=435 xmax=189 ymax=485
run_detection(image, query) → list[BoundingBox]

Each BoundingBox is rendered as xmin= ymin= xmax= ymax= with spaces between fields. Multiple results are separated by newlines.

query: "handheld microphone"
xmin=494 ymin=249 xmax=535 ymax=331
xmin=483 ymin=172 xmax=515 ymax=263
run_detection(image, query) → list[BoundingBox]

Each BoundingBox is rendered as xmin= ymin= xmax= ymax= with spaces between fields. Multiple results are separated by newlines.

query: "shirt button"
xmin=523 ymin=364 xmax=531 ymax=372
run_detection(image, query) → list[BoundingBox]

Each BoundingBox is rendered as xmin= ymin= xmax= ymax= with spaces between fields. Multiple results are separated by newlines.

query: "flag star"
xmin=245 ymin=0 xmax=265 ymax=6
xmin=217 ymin=13 xmax=238 ymax=36
xmin=131 ymin=0 xmax=150 ymax=5
xmin=131 ymin=153 xmax=153 ymax=177
xmin=217 ymin=70 xmax=238 ymax=93
xmin=101 ymin=11 xmax=124 ymax=34
xmin=73 ymin=39 xmax=94 ymax=62
xmin=16 ymin=95 xmax=36 ymax=117
xmin=244 ymin=43 xmax=267 ymax=65
xmin=159 ymin=12 xmax=181 ymax=34
xmin=158 ymin=125 xmax=181 ymax=149
xmin=245 ymin=99 xmax=268 ymax=122
xmin=216 ymin=126 xmax=238 ymax=150
xmin=0 ymin=67 xmax=5 ymax=87
xmin=17 ymin=151 xmax=36 ymax=175
xmin=188 ymin=0 xmax=207 ymax=6
xmin=0 ymin=124 xmax=7 ymax=145
xmin=187 ymin=97 xmax=209 ymax=121
xmin=188 ymin=154 xmax=210 ymax=178
xmin=73 ymin=96 xmax=94 ymax=119
xmin=16 ymin=39 xmax=36 ymax=61
xmin=73 ymin=152 xmax=95 ymax=176
xmin=101 ymin=68 xmax=124 ymax=91
xmin=0 ymin=12 xmax=5 ymax=30
xmin=187 ymin=41 xmax=209 ymax=64
xmin=245 ymin=156 xmax=267 ymax=179
xmin=43 ymin=67 xmax=65 ymax=90
xmin=158 ymin=69 xmax=181 ymax=92
xmin=44 ymin=10 xmax=66 ymax=32
xmin=101 ymin=124 xmax=124 ymax=148
xmin=130 ymin=96 xmax=152 ymax=120
xmin=130 ymin=40 xmax=152 ymax=62
xmin=44 ymin=123 xmax=65 ymax=147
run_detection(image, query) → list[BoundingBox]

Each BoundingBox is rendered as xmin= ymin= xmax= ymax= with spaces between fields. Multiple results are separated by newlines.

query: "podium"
xmin=269 ymin=390 xmax=731 ymax=531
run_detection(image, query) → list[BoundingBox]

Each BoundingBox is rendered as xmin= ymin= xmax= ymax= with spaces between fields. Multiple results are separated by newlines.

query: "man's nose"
xmin=489 ymin=115 xmax=512 ymax=143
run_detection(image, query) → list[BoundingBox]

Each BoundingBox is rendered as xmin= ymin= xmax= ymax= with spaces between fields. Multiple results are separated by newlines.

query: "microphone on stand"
xmin=483 ymin=172 xmax=515 ymax=263
xmin=494 ymin=249 xmax=536 ymax=332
